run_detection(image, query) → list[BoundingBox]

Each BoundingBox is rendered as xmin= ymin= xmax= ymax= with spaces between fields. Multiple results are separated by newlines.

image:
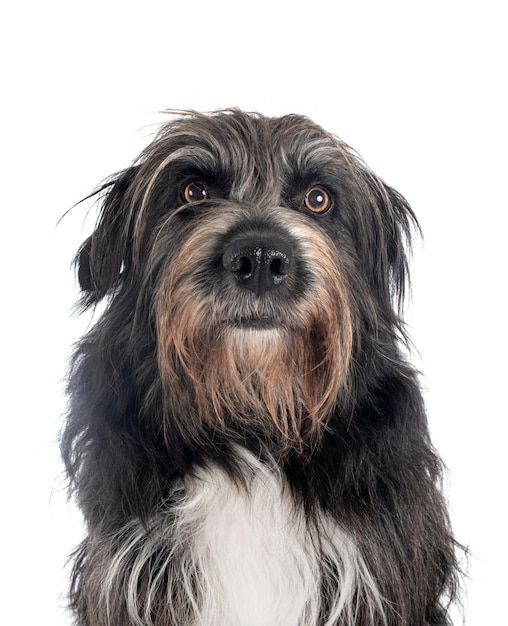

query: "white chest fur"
xmin=101 ymin=448 xmax=385 ymax=625
xmin=179 ymin=451 xmax=323 ymax=625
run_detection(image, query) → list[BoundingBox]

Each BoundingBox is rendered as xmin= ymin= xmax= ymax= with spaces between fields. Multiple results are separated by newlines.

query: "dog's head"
xmin=75 ymin=110 xmax=418 ymax=450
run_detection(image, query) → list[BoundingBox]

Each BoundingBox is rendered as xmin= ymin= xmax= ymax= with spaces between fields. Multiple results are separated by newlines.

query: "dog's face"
xmin=76 ymin=111 xmax=416 ymax=451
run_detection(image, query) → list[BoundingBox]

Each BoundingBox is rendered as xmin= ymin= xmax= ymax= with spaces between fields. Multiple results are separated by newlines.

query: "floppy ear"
xmin=75 ymin=166 xmax=138 ymax=308
xmin=381 ymin=184 xmax=420 ymax=312
xmin=359 ymin=175 xmax=421 ymax=319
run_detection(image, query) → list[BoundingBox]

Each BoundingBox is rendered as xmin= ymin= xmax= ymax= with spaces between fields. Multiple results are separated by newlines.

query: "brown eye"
xmin=304 ymin=187 xmax=332 ymax=213
xmin=182 ymin=181 xmax=209 ymax=204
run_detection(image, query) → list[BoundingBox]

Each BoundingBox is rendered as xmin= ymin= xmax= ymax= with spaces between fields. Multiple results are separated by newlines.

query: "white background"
xmin=1 ymin=1 xmax=506 ymax=623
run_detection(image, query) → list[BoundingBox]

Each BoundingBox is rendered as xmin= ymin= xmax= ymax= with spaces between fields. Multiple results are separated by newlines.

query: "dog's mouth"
xmin=223 ymin=312 xmax=308 ymax=334
xmin=230 ymin=316 xmax=278 ymax=330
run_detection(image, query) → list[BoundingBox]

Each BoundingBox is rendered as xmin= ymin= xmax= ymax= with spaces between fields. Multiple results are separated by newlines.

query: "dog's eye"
xmin=182 ymin=181 xmax=209 ymax=204
xmin=304 ymin=187 xmax=332 ymax=214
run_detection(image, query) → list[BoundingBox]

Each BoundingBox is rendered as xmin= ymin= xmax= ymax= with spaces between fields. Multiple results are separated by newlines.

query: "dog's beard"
xmin=155 ymin=210 xmax=354 ymax=451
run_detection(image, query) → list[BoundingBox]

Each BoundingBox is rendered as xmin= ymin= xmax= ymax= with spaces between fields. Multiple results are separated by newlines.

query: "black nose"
xmin=222 ymin=236 xmax=292 ymax=296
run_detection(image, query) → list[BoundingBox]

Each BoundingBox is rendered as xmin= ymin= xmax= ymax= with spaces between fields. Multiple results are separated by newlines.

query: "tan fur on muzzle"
xmin=155 ymin=205 xmax=354 ymax=451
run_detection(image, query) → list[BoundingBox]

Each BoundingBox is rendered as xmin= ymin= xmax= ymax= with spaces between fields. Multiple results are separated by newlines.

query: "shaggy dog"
xmin=61 ymin=110 xmax=460 ymax=625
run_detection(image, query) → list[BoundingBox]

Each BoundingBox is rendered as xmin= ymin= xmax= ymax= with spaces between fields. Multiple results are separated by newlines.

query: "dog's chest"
xmin=109 ymin=448 xmax=377 ymax=624
xmin=170 ymin=448 xmax=370 ymax=626
xmin=178 ymin=454 xmax=320 ymax=625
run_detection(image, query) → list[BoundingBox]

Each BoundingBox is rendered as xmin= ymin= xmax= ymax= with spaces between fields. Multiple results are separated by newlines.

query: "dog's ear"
xmin=75 ymin=166 xmax=138 ymax=308
xmin=383 ymin=184 xmax=419 ymax=309
xmin=363 ymin=178 xmax=420 ymax=317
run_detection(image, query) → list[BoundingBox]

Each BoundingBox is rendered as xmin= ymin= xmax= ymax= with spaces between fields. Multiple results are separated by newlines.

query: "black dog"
xmin=62 ymin=110 xmax=460 ymax=625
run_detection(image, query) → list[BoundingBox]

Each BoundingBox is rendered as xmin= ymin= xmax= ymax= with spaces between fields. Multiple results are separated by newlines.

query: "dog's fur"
xmin=62 ymin=110 xmax=460 ymax=625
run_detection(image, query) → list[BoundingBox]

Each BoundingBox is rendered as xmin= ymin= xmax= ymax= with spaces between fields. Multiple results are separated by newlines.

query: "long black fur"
xmin=62 ymin=110 xmax=460 ymax=625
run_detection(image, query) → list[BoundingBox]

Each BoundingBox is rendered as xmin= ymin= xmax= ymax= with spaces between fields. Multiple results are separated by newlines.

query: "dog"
xmin=61 ymin=110 xmax=460 ymax=625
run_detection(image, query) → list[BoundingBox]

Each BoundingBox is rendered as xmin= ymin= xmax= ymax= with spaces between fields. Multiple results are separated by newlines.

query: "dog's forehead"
xmin=152 ymin=112 xmax=347 ymax=179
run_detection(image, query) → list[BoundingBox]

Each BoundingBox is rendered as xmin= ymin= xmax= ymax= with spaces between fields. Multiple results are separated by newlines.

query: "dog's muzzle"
xmin=222 ymin=235 xmax=292 ymax=297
